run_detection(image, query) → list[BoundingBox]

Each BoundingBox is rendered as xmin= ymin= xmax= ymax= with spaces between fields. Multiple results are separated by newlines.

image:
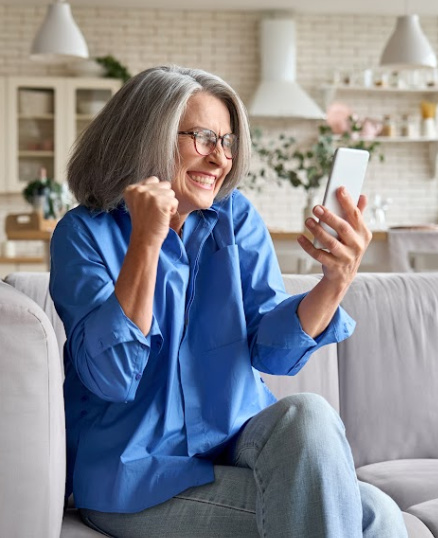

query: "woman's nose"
xmin=208 ymin=142 xmax=228 ymax=166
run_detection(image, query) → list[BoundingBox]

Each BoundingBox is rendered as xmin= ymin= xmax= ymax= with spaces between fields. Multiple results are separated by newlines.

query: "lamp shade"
xmin=380 ymin=15 xmax=437 ymax=69
xmin=30 ymin=1 xmax=89 ymax=63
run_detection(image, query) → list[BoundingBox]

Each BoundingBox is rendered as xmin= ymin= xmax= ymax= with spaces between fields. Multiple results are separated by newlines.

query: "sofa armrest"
xmin=0 ymin=281 xmax=65 ymax=538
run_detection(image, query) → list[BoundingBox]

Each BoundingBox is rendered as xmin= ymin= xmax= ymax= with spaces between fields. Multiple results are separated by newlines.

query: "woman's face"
xmin=173 ymin=92 xmax=233 ymax=220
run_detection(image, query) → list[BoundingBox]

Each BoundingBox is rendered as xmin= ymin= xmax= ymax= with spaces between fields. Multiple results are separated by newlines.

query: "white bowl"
xmin=68 ymin=59 xmax=105 ymax=78
xmin=77 ymin=100 xmax=107 ymax=115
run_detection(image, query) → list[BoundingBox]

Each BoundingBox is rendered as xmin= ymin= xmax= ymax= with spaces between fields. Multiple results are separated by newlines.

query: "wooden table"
xmin=5 ymin=212 xmax=56 ymax=268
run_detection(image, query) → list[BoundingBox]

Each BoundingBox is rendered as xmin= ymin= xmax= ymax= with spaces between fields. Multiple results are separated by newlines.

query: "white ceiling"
xmin=5 ymin=0 xmax=438 ymax=16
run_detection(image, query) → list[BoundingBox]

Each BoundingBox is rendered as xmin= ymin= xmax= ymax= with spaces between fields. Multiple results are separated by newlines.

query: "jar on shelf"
xmin=400 ymin=114 xmax=416 ymax=138
xmin=380 ymin=115 xmax=396 ymax=137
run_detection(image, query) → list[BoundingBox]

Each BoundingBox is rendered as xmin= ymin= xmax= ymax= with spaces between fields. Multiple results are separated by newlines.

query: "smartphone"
xmin=313 ymin=147 xmax=370 ymax=247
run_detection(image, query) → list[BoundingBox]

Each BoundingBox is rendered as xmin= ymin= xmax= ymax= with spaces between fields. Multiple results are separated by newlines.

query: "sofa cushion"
xmin=407 ymin=499 xmax=438 ymax=537
xmin=356 ymin=459 xmax=438 ymax=511
xmin=339 ymin=273 xmax=438 ymax=468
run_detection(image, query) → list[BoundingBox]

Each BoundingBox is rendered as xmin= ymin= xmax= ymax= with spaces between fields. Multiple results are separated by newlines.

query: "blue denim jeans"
xmin=80 ymin=394 xmax=408 ymax=537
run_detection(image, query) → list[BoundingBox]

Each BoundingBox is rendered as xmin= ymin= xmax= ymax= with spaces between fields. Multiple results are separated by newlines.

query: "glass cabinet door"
xmin=4 ymin=76 xmax=121 ymax=194
xmin=66 ymin=78 xmax=121 ymax=157
xmin=6 ymin=77 xmax=64 ymax=193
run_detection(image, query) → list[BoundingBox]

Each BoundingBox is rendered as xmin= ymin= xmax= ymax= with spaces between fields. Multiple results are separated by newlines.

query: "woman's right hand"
xmin=123 ymin=176 xmax=179 ymax=248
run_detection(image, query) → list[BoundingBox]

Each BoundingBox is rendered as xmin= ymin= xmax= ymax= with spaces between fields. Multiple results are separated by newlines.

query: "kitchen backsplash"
xmin=0 ymin=5 xmax=437 ymax=238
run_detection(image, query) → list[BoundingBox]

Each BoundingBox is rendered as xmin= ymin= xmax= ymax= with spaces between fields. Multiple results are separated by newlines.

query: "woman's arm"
xmin=296 ymin=187 xmax=372 ymax=338
xmin=115 ymin=177 xmax=178 ymax=335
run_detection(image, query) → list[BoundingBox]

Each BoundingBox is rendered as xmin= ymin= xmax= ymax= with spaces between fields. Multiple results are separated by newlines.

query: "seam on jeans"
xmin=235 ymin=442 xmax=260 ymax=465
xmin=236 ymin=399 xmax=293 ymax=466
xmin=253 ymin=466 xmax=267 ymax=538
xmin=174 ymin=494 xmax=256 ymax=514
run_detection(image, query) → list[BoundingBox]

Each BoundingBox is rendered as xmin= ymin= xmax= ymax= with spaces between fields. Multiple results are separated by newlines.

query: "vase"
xmin=302 ymin=191 xmax=317 ymax=230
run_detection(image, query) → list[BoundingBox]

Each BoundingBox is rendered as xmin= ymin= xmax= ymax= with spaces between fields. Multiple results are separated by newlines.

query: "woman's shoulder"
xmin=213 ymin=189 xmax=254 ymax=216
xmin=54 ymin=205 xmax=127 ymax=242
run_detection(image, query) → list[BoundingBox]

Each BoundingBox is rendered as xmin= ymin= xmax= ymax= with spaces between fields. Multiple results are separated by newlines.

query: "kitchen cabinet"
xmin=0 ymin=78 xmax=5 ymax=193
xmin=3 ymin=76 xmax=121 ymax=193
xmin=322 ymin=84 xmax=438 ymax=177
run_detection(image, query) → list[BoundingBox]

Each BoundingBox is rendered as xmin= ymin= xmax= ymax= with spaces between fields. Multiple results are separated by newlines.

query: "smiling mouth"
xmin=188 ymin=173 xmax=216 ymax=189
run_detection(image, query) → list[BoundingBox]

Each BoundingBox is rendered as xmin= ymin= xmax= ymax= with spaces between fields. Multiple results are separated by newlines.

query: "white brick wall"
xmin=0 ymin=5 xmax=438 ymax=241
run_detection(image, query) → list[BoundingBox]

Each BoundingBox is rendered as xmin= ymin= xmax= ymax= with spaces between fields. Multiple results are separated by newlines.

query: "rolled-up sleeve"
xmin=253 ymin=293 xmax=355 ymax=375
xmin=50 ymin=217 xmax=163 ymax=403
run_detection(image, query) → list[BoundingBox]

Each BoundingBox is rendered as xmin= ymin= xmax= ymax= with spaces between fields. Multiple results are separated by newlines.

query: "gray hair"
xmin=67 ymin=65 xmax=252 ymax=211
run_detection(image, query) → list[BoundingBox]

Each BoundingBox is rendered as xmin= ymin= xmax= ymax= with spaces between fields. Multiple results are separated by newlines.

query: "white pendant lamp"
xmin=380 ymin=14 xmax=437 ymax=69
xmin=30 ymin=0 xmax=89 ymax=63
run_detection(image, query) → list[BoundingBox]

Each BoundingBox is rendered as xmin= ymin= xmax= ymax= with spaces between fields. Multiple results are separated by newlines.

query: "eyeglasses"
xmin=178 ymin=129 xmax=238 ymax=160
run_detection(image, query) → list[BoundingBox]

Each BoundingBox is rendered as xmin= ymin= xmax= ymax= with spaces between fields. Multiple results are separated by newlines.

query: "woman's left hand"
xmin=297 ymin=186 xmax=372 ymax=288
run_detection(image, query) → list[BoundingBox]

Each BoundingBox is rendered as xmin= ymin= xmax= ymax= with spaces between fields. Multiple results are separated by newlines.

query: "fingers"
xmin=357 ymin=194 xmax=367 ymax=214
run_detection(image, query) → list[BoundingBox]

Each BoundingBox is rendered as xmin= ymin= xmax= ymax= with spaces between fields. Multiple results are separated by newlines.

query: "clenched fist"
xmin=124 ymin=177 xmax=179 ymax=248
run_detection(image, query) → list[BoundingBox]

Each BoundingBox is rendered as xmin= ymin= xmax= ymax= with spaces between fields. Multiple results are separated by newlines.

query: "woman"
xmin=50 ymin=65 xmax=407 ymax=537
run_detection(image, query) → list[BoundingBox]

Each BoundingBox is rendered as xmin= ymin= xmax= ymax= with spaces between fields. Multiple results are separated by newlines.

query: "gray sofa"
xmin=1 ymin=271 xmax=437 ymax=537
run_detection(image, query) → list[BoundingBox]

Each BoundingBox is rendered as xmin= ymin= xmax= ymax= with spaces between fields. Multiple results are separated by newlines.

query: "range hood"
xmin=249 ymin=18 xmax=326 ymax=119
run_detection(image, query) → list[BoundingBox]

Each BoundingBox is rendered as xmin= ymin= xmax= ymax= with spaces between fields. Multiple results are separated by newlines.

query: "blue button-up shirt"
xmin=49 ymin=189 xmax=355 ymax=513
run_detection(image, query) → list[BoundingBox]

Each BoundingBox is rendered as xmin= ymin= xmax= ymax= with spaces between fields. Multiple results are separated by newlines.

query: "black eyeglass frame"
xmin=178 ymin=129 xmax=238 ymax=160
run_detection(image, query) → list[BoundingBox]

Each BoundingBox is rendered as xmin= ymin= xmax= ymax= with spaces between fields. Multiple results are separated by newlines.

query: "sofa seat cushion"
xmin=356 ymin=459 xmax=438 ymax=511
xmin=407 ymin=499 xmax=438 ymax=538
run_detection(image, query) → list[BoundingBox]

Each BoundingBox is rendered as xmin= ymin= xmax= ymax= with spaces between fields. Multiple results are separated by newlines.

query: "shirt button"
xmin=80 ymin=410 xmax=88 ymax=418
xmin=135 ymin=373 xmax=142 ymax=380
xmin=81 ymin=395 xmax=89 ymax=402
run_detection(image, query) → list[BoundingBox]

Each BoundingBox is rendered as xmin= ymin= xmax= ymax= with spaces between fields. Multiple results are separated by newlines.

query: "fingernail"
xmin=314 ymin=205 xmax=324 ymax=216
xmin=306 ymin=218 xmax=315 ymax=228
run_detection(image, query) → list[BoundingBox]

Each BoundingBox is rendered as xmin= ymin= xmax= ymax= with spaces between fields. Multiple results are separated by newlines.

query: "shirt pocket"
xmin=189 ymin=244 xmax=247 ymax=353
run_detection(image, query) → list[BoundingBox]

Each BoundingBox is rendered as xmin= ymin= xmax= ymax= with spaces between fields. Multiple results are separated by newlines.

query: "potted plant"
xmin=22 ymin=168 xmax=65 ymax=220
xmin=249 ymin=117 xmax=384 ymax=222
xmin=95 ymin=55 xmax=132 ymax=84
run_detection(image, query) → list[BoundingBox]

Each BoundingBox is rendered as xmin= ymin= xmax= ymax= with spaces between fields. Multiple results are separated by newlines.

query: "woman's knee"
xmin=267 ymin=393 xmax=354 ymax=462
xmin=277 ymin=393 xmax=343 ymax=439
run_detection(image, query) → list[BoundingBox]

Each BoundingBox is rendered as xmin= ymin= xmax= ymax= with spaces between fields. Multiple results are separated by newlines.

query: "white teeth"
xmin=189 ymin=174 xmax=214 ymax=185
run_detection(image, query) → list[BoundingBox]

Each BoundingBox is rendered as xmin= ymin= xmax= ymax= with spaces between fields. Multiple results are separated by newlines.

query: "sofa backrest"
xmin=339 ymin=273 xmax=438 ymax=468
xmin=6 ymin=271 xmax=437 ymax=472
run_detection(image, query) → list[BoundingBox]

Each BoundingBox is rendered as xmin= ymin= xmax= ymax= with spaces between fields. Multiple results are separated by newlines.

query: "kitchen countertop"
xmin=269 ymin=230 xmax=388 ymax=241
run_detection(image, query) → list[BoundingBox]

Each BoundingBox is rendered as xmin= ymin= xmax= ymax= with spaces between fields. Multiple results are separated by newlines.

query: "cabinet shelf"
xmin=19 ymin=150 xmax=54 ymax=157
xmin=335 ymin=135 xmax=438 ymax=143
xmin=18 ymin=114 xmax=54 ymax=120
xmin=323 ymin=82 xmax=438 ymax=178
xmin=322 ymin=83 xmax=438 ymax=94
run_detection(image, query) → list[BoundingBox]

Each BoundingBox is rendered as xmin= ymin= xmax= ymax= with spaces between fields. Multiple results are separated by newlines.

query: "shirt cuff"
xmin=255 ymin=293 xmax=356 ymax=375
xmin=84 ymin=292 xmax=163 ymax=358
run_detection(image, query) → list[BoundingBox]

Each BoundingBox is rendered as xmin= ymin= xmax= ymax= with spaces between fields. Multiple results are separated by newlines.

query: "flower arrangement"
xmin=248 ymin=117 xmax=384 ymax=196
